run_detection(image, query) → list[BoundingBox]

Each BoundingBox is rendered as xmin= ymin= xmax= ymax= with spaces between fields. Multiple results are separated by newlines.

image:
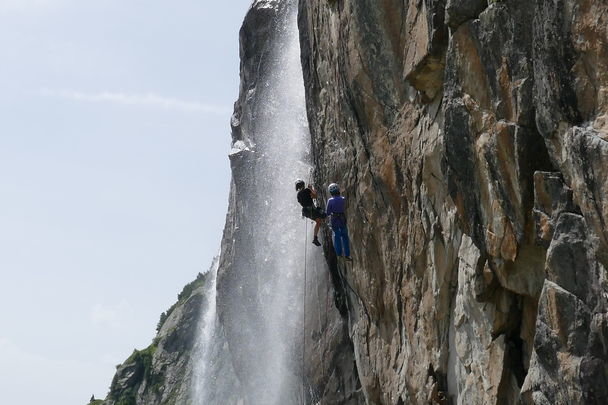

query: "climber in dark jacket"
xmin=326 ymin=183 xmax=351 ymax=260
xmin=295 ymin=179 xmax=326 ymax=246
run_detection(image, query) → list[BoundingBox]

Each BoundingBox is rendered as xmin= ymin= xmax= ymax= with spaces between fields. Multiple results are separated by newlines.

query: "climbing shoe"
xmin=343 ymin=256 xmax=353 ymax=261
xmin=312 ymin=237 xmax=321 ymax=246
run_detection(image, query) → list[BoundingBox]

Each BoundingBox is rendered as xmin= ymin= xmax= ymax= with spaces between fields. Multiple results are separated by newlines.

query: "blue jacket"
xmin=326 ymin=196 xmax=347 ymax=228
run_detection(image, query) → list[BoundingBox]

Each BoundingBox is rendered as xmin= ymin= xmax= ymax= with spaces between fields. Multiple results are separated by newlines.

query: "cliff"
xmin=92 ymin=262 xmax=241 ymax=405
xmin=93 ymin=1 xmax=608 ymax=404
xmin=298 ymin=0 xmax=608 ymax=404
xmin=217 ymin=1 xmax=362 ymax=403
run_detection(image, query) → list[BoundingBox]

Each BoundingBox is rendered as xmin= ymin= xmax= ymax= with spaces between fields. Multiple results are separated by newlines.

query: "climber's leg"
xmin=312 ymin=218 xmax=322 ymax=246
xmin=314 ymin=218 xmax=322 ymax=237
xmin=342 ymin=226 xmax=351 ymax=258
xmin=334 ymin=227 xmax=344 ymax=256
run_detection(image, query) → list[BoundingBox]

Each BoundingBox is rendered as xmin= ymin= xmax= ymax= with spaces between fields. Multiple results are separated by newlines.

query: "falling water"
xmin=246 ymin=1 xmax=312 ymax=402
xmin=190 ymin=258 xmax=219 ymax=404
xmin=192 ymin=1 xmax=314 ymax=403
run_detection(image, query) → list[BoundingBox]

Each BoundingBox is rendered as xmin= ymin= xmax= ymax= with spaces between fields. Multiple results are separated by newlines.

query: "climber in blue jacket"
xmin=326 ymin=183 xmax=352 ymax=261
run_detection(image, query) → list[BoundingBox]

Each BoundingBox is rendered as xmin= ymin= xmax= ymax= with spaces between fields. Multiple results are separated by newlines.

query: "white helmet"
xmin=328 ymin=183 xmax=340 ymax=195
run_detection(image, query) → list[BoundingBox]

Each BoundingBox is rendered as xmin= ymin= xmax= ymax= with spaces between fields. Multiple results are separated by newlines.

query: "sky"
xmin=0 ymin=1 xmax=251 ymax=403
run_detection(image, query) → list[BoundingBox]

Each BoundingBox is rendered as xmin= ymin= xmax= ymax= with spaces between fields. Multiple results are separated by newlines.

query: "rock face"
xmin=298 ymin=0 xmax=608 ymax=404
xmin=93 ymin=265 xmax=241 ymax=405
xmin=95 ymin=1 xmax=608 ymax=404
xmin=217 ymin=0 xmax=363 ymax=403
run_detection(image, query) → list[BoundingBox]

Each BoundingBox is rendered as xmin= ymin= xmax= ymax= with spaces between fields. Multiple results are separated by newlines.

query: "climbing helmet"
xmin=295 ymin=179 xmax=305 ymax=191
xmin=328 ymin=183 xmax=340 ymax=195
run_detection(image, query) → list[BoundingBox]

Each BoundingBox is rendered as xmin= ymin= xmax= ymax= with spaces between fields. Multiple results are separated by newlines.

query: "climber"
xmin=326 ymin=183 xmax=352 ymax=261
xmin=296 ymin=179 xmax=326 ymax=246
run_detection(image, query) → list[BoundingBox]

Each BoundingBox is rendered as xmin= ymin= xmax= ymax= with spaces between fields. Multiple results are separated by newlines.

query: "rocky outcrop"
xmin=299 ymin=0 xmax=608 ymax=404
xmin=92 ymin=266 xmax=241 ymax=405
xmin=102 ymin=278 xmax=206 ymax=405
xmin=94 ymin=1 xmax=607 ymax=404
xmin=217 ymin=0 xmax=362 ymax=403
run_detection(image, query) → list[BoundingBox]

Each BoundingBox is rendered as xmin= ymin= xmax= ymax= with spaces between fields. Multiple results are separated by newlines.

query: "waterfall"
xmin=244 ymin=1 xmax=312 ymax=402
xmin=194 ymin=1 xmax=314 ymax=403
xmin=190 ymin=258 xmax=219 ymax=404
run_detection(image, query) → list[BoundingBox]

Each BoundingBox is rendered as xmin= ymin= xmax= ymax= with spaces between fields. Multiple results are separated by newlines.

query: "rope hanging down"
xmin=301 ymin=167 xmax=314 ymax=404
xmin=302 ymin=218 xmax=308 ymax=405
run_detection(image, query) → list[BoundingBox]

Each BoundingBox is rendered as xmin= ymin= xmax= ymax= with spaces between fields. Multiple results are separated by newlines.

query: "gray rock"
xmin=219 ymin=1 xmax=362 ymax=404
xmin=445 ymin=0 xmax=488 ymax=29
xmin=532 ymin=171 xmax=578 ymax=247
xmin=94 ymin=269 xmax=241 ymax=405
xmin=299 ymin=0 xmax=608 ymax=403
xmin=94 ymin=1 xmax=608 ymax=404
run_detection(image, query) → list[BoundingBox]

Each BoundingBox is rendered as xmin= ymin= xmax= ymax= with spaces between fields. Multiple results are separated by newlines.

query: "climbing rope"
xmin=301 ymin=168 xmax=317 ymax=404
xmin=302 ymin=217 xmax=308 ymax=405
xmin=301 ymin=169 xmax=339 ymax=404
xmin=297 ymin=174 xmax=365 ymax=402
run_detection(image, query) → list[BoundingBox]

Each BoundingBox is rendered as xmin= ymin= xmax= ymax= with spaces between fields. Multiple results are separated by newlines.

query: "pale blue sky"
xmin=0 ymin=1 xmax=250 ymax=404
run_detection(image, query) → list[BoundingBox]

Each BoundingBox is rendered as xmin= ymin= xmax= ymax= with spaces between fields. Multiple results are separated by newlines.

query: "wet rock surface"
xmin=218 ymin=0 xmax=361 ymax=404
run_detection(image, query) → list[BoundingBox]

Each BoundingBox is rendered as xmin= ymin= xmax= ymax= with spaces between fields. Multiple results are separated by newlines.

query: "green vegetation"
xmin=125 ymin=344 xmax=157 ymax=374
xmin=115 ymin=388 xmax=136 ymax=405
xmin=107 ymin=264 xmax=216 ymax=405
xmin=108 ymin=344 xmax=158 ymax=405
xmin=156 ymin=311 xmax=169 ymax=332
xmin=156 ymin=271 xmax=208 ymax=332
xmin=178 ymin=272 xmax=206 ymax=301
xmin=87 ymin=395 xmax=104 ymax=405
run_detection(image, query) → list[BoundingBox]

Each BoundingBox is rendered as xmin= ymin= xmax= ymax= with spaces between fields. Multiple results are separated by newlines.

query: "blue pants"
xmin=333 ymin=226 xmax=350 ymax=257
